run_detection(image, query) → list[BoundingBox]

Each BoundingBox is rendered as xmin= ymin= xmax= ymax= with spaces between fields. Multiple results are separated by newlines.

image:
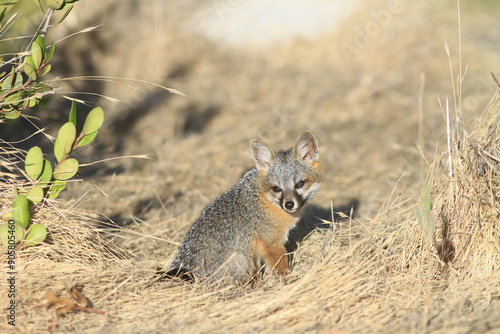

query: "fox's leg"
xmin=254 ymin=237 xmax=289 ymax=276
xmin=265 ymin=245 xmax=289 ymax=276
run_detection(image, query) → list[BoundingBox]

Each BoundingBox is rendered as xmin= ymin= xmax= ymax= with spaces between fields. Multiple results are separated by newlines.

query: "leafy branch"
xmin=1 ymin=103 xmax=104 ymax=248
xmin=0 ymin=0 xmax=78 ymax=120
xmin=0 ymin=0 xmax=106 ymax=249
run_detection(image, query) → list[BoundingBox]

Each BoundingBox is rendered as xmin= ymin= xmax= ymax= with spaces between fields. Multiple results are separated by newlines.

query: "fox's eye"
xmin=272 ymin=186 xmax=282 ymax=193
xmin=295 ymin=181 xmax=305 ymax=189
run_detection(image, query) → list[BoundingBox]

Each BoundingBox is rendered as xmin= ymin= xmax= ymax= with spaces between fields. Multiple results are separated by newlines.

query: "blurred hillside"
xmin=36 ymin=0 xmax=497 ymax=225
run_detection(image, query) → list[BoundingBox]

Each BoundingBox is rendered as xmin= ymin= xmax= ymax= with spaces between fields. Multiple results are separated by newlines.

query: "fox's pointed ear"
xmin=250 ymin=139 xmax=275 ymax=171
xmin=294 ymin=131 xmax=319 ymax=163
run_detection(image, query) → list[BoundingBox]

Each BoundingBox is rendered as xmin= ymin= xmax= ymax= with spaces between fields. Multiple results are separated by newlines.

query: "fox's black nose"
xmin=284 ymin=201 xmax=295 ymax=210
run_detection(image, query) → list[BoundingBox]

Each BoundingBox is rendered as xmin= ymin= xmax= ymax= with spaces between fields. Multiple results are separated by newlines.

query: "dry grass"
xmin=0 ymin=0 xmax=499 ymax=333
xmin=430 ymin=92 xmax=499 ymax=280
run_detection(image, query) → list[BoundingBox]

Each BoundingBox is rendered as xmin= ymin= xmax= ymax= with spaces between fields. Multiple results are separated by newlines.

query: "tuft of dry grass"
xmin=430 ymin=91 xmax=500 ymax=280
xmin=0 ymin=148 xmax=127 ymax=266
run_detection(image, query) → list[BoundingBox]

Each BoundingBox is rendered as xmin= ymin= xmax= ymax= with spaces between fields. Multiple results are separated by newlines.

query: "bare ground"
xmin=0 ymin=0 xmax=499 ymax=333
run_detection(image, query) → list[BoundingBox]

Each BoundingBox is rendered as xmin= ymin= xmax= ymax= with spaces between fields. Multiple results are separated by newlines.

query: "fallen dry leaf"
xmin=65 ymin=281 xmax=92 ymax=308
xmin=42 ymin=290 xmax=77 ymax=317
xmin=33 ymin=283 xmax=104 ymax=333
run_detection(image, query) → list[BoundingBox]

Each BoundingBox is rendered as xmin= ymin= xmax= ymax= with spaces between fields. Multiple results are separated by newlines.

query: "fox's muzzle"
xmin=281 ymin=191 xmax=304 ymax=213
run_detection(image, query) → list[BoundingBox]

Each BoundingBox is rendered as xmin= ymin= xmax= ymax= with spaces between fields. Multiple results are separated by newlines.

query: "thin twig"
xmin=445 ymin=98 xmax=455 ymax=212
xmin=491 ymin=72 xmax=500 ymax=88
xmin=457 ymin=0 xmax=463 ymax=117
xmin=418 ymin=71 xmax=426 ymax=183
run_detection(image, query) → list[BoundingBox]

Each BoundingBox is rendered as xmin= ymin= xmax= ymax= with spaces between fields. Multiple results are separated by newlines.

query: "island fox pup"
xmin=165 ymin=131 xmax=323 ymax=286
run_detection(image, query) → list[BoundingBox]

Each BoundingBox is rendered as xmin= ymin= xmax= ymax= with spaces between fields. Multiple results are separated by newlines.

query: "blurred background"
xmin=1 ymin=0 xmax=499 ymax=229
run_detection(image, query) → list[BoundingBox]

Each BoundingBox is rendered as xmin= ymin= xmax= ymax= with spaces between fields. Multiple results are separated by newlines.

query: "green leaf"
xmin=48 ymin=180 xmax=66 ymax=199
xmin=81 ymin=107 xmax=104 ymax=135
xmin=25 ymin=146 xmax=44 ymax=181
xmin=68 ymin=101 xmax=77 ymax=125
xmin=0 ymin=4 xmax=16 ymax=26
xmin=36 ymin=35 xmax=46 ymax=50
xmin=2 ymin=67 xmax=15 ymax=89
xmin=54 ymin=4 xmax=74 ymax=24
xmin=23 ymin=57 xmax=37 ymax=80
xmin=54 ymin=122 xmax=76 ymax=162
xmin=4 ymin=91 xmax=23 ymax=105
xmin=46 ymin=42 xmax=56 ymax=62
xmin=53 ymin=158 xmax=78 ymax=180
xmin=21 ymin=98 xmax=30 ymax=109
xmin=25 ymin=223 xmax=47 ymax=246
xmin=40 ymin=64 xmax=51 ymax=76
xmin=12 ymin=70 xmax=23 ymax=88
xmin=28 ymin=97 xmax=41 ymax=108
xmin=3 ymin=111 xmax=21 ymax=120
xmin=12 ymin=194 xmax=30 ymax=228
xmin=44 ymin=0 xmax=65 ymax=10
xmin=76 ymin=130 xmax=98 ymax=148
xmin=0 ymin=222 xmax=24 ymax=248
xmin=27 ymin=187 xmax=44 ymax=204
xmin=31 ymin=37 xmax=43 ymax=69
xmin=38 ymin=159 xmax=53 ymax=185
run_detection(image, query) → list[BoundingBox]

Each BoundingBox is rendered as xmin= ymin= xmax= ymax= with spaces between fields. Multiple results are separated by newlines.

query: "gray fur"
xmin=169 ymin=131 xmax=323 ymax=286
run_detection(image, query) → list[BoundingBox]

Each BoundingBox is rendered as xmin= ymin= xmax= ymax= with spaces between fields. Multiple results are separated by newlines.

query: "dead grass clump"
xmin=430 ymin=91 xmax=499 ymax=280
xmin=0 ymin=146 xmax=127 ymax=266
xmin=0 ymin=146 xmax=132 ymax=333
